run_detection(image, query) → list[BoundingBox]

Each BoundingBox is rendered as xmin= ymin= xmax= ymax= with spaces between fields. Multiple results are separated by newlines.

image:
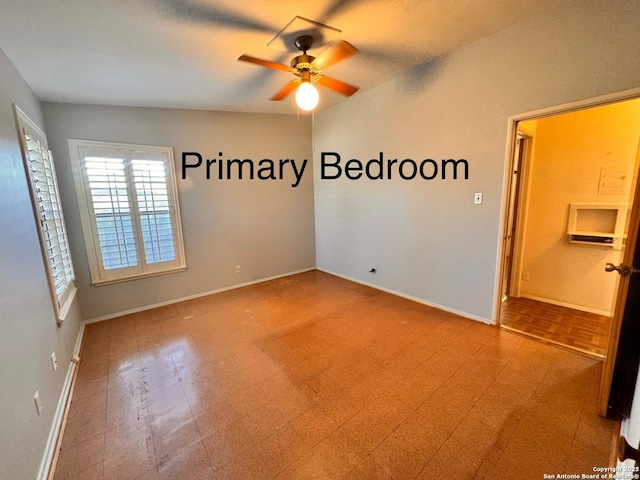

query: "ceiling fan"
xmin=238 ymin=35 xmax=360 ymax=111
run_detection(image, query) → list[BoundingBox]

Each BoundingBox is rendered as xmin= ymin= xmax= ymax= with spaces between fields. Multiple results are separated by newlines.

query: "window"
xmin=15 ymin=106 xmax=76 ymax=323
xmin=67 ymin=139 xmax=186 ymax=285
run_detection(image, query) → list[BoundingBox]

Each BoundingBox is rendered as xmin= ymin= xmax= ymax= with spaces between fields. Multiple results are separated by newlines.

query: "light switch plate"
xmin=474 ymin=193 xmax=483 ymax=205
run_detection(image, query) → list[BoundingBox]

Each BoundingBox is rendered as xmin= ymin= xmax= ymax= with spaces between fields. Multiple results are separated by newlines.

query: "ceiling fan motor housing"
xmin=291 ymin=54 xmax=316 ymax=69
xmin=237 ymin=30 xmax=359 ymax=102
xmin=291 ymin=35 xmax=319 ymax=76
xmin=294 ymin=35 xmax=314 ymax=53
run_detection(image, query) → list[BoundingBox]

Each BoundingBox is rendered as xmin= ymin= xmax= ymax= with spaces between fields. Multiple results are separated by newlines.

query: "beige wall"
xmin=42 ymin=104 xmax=316 ymax=320
xmin=518 ymin=100 xmax=640 ymax=314
xmin=0 ymin=49 xmax=83 ymax=479
xmin=2 ymin=2 xmax=640 ymax=477
xmin=313 ymin=0 xmax=640 ymax=322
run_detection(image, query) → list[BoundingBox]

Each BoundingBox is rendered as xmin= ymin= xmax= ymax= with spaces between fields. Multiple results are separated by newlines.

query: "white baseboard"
xmin=519 ymin=294 xmax=612 ymax=316
xmin=316 ymin=268 xmax=492 ymax=325
xmin=499 ymin=324 xmax=604 ymax=359
xmin=85 ymin=267 xmax=316 ymax=324
xmin=37 ymin=322 xmax=85 ymax=480
xmin=37 ymin=265 xmax=487 ymax=478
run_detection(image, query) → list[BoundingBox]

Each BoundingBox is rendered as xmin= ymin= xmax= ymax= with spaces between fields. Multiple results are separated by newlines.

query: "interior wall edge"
xmin=82 ymin=267 xmax=316 ymax=324
xmin=316 ymin=268 xmax=492 ymax=325
xmin=0 ymin=46 xmax=86 ymax=479
xmin=492 ymin=117 xmax=520 ymax=323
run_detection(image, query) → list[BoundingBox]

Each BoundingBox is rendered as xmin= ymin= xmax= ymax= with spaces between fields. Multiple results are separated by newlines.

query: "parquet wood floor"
xmin=500 ymin=296 xmax=611 ymax=357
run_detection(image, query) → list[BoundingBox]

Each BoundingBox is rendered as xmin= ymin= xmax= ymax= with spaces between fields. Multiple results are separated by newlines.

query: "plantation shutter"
xmin=131 ymin=158 xmax=176 ymax=264
xmin=82 ymin=154 xmax=139 ymax=270
xmin=16 ymin=106 xmax=76 ymax=322
xmin=69 ymin=140 xmax=185 ymax=284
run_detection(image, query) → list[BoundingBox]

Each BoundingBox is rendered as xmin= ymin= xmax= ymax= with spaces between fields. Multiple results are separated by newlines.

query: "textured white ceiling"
xmin=0 ymin=0 xmax=554 ymax=114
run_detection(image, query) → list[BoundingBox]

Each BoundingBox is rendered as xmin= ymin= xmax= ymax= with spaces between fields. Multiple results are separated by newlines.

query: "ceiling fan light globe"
xmin=295 ymin=82 xmax=319 ymax=111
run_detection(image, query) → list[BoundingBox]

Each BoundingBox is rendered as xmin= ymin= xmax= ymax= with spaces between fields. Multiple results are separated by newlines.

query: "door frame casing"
xmin=493 ymin=87 xmax=640 ymax=324
xmin=502 ymin=132 xmax=533 ymax=301
xmin=493 ymin=88 xmax=640 ymax=417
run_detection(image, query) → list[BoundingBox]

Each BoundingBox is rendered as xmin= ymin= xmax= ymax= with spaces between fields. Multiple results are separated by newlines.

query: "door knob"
xmin=605 ymin=263 xmax=640 ymax=276
xmin=605 ymin=263 xmax=624 ymax=274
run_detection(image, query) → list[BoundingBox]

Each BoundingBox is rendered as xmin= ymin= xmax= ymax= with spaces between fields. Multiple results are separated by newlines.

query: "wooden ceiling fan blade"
xmin=238 ymin=55 xmax=291 ymax=73
xmin=316 ymin=76 xmax=359 ymax=96
xmin=270 ymin=80 xmax=299 ymax=101
xmin=312 ymin=40 xmax=359 ymax=70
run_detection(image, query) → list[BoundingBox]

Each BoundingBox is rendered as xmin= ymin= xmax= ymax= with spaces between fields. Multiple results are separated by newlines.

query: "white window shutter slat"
xmin=68 ymin=140 xmax=185 ymax=284
xmin=16 ymin=107 xmax=76 ymax=322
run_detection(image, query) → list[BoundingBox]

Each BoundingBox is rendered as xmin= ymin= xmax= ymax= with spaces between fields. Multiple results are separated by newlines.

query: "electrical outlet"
xmin=51 ymin=352 xmax=58 ymax=372
xmin=34 ymin=391 xmax=42 ymax=416
xmin=236 ymin=265 xmax=242 ymax=274
xmin=522 ymin=271 xmax=530 ymax=281
xmin=474 ymin=193 xmax=483 ymax=205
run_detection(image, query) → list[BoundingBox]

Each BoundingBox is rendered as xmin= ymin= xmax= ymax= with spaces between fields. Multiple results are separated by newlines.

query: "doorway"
xmin=497 ymin=96 xmax=640 ymax=360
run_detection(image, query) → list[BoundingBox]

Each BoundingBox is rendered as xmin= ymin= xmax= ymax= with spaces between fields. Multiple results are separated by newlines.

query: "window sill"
xmin=57 ymin=286 xmax=78 ymax=325
xmin=91 ymin=265 xmax=187 ymax=287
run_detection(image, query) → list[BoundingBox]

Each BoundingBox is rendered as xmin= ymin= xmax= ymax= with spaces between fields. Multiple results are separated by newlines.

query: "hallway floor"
xmin=500 ymin=296 xmax=611 ymax=358
xmin=54 ymin=271 xmax=615 ymax=480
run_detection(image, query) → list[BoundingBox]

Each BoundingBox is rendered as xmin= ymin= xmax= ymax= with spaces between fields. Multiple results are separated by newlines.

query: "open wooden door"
xmin=599 ymin=164 xmax=640 ymax=417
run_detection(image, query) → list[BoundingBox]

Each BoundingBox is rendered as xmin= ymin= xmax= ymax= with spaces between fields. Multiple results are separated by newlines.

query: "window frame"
xmin=67 ymin=139 xmax=186 ymax=285
xmin=14 ymin=105 xmax=77 ymax=324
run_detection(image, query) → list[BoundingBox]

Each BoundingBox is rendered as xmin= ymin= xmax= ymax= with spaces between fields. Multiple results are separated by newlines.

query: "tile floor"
xmin=501 ymin=296 xmax=611 ymax=357
xmin=53 ymin=271 xmax=616 ymax=480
